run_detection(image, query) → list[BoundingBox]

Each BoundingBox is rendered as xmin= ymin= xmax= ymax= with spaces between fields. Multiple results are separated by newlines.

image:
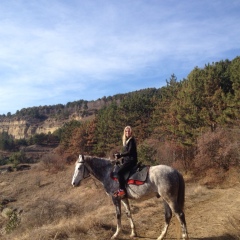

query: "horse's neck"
xmin=85 ymin=156 xmax=112 ymax=183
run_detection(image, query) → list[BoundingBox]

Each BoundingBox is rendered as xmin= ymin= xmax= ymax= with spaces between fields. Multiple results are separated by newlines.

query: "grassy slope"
xmin=0 ymin=163 xmax=239 ymax=240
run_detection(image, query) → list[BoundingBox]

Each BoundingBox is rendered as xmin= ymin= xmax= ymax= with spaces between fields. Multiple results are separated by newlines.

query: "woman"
xmin=114 ymin=126 xmax=138 ymax=198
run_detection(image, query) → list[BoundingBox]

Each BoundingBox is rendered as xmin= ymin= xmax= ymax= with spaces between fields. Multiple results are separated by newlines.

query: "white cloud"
xmin=0 ymin=0 xmax=240 ymax=114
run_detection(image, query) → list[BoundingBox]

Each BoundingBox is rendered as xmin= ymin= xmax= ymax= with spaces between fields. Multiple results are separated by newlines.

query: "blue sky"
xmin=0 ymin=0 xmax=240 ymax=115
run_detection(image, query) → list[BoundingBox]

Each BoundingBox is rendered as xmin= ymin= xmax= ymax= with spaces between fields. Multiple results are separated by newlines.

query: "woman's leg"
xmin=117 ymin=161 xmax=135 ymax=191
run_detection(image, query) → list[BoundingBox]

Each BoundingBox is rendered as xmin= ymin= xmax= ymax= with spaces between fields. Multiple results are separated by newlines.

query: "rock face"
xmin=0 ymin=118 xmax=64 ymax=139
xmin=0 ymin=99 xmax=112 ymax=139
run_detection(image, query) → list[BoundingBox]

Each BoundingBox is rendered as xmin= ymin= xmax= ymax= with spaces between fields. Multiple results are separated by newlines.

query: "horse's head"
xmin=71 ymin=155 xmax=89 ymax=187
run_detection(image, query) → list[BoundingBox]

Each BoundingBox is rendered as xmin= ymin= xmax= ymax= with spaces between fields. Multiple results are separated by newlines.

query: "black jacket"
xmin=121 ymin=137 xmax=138 ymax=164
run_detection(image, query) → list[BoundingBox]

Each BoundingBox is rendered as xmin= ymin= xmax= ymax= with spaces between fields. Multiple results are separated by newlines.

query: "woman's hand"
xmin=114 ymin=153 xmax=122 ymax=159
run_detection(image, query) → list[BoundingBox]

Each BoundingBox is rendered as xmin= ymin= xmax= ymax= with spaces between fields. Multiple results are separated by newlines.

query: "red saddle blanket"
xmin=111 ymin=165 xmax=150 ymax=185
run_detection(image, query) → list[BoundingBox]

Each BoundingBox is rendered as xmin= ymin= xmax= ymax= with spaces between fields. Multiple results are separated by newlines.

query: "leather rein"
xmin=78 ymin=160 xmax=91 ymax=180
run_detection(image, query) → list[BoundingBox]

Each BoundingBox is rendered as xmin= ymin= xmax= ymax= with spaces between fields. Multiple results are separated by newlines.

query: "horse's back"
xmin=149 ymin=165 xmax=181 ymax=195
xmin=149 ymin=164 xmax=180 ymax=179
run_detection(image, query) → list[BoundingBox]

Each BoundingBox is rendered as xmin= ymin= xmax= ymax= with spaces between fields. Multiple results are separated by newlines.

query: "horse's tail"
xmin=177 ymin=171 xmax=185 ymax=210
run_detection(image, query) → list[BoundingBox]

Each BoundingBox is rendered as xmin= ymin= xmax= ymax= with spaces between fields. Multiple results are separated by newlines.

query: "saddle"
xmin=111 ymin=162 xmax=150 ymax=185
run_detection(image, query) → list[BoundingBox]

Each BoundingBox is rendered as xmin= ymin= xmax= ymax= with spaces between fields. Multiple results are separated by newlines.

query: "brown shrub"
xmin=40 ymin=153 xmax=65 ymax=173
xmin=194 ymin=128 xmax=239 ymax=172
xmin=156 ymin=141 xmax=195 ymax=172
xmin=199 ymin=168 xmax=226 ymax=187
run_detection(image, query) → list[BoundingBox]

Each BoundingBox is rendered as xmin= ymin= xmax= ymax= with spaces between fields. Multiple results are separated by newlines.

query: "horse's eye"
xmin=78 ymin=167 xmax=81 ymax=170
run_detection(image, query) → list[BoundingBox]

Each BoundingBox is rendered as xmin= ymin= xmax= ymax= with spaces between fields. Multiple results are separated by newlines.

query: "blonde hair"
xmin=122 ymin=126 xmax=133 ymax=146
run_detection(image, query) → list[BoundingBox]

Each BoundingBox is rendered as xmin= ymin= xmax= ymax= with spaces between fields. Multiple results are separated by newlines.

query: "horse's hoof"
xmin=182 ymin=233 xmax=189 ymax=240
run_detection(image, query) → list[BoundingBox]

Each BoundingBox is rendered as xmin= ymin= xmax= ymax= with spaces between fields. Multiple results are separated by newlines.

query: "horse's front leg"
xmin=111 ymin=197 xmax=122 ymax=239
xmin=121 ymin=198 xmax=136 ymax=238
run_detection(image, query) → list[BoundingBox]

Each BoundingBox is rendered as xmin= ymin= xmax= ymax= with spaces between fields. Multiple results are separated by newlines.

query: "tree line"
xmin=57 ymin=57 xmax=239 ymax=173
xmin=1 ymin=57 xmax=239 ymax=174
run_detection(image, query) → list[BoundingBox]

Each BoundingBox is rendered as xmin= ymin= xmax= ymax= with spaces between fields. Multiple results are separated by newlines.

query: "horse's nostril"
xmin=72 ymin=182 xmax=79 ymax=187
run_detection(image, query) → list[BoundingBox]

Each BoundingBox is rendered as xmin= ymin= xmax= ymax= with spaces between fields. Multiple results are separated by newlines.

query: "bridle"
xmin=77 ymin=156 xmax=90 ymax=180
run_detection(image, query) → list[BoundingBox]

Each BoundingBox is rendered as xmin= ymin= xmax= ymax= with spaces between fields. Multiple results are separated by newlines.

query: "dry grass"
xmin=0 ymin=165 xmax=117 ymax=240
xmin=0 ymin=163 xmax=240 ymax=240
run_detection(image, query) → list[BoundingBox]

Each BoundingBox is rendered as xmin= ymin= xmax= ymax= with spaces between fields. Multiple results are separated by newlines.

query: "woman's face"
xmin=125 ymin=128 xmax=131 ymax=138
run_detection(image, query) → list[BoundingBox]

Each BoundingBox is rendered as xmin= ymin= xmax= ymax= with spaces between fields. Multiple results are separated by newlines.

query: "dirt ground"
xmin=111 ymin=179 xmax=240 ymax=240
xmin=0 ymin=163 xmax=239 ymax=240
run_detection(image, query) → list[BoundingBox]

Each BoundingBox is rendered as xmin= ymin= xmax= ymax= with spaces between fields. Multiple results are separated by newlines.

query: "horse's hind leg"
xmin=175 ymin=210 xmax=188 ymax=239
xmin=157 ymin=200 xmax=172 ymax=240
xmin=169 ymin=201 xmax=188 ymax=240
xmin=121 ymin=198 xmax=137 ymax=238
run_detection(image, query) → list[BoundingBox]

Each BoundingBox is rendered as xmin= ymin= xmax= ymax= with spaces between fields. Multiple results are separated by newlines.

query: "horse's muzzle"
xmin=72 ymin=181 xmax=80 ymax=187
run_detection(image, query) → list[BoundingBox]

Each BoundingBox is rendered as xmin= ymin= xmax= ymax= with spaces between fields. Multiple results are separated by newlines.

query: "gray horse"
xmin=72 ymin=155 xmax=188 ymax=240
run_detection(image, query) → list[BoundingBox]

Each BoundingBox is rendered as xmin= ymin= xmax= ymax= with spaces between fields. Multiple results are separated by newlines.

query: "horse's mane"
xmin=84 ymin=155 xmax=114 ymax=168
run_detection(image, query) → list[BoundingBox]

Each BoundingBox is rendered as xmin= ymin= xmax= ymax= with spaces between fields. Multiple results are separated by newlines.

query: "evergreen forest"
xmin=57 ymin=56 xmax=240 ymax=173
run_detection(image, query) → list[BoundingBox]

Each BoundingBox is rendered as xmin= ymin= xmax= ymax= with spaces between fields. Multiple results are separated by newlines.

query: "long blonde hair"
xmin=122 ymin=126 xmax=133 ymax=146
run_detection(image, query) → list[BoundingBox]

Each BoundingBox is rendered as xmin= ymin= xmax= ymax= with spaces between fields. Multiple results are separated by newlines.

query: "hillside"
xmin=0 ymin=163 xmax=239 ymax=240
xmin=0 ymin=97 xmax=119 ymax=139
xmin=0 ymin=57 xmax=239 ymax=162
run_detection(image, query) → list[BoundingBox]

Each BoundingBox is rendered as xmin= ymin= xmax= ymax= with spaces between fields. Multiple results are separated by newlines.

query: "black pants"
xmin=117 ymin=161 xmax=136 ymax=190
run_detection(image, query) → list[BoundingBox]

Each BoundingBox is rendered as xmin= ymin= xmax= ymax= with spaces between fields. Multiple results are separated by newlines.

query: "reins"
xmin=78 ymin=160 xmax=91 ymax=180
xmin=78 ymin=158 xmax=102 ymax=188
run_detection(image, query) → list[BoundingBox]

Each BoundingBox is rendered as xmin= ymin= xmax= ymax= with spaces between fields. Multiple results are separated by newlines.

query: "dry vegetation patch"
xmin=0 ymin=163 xmax=240 ymax=240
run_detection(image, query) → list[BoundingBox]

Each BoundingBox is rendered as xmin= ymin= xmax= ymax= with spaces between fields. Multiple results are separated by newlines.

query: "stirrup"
xmin=113 ymin=189 xmax=126 ymax=198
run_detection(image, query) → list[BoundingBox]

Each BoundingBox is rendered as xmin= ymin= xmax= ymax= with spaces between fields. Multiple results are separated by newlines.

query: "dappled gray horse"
xmin=72 ymin=155 xmax=188 ymax=240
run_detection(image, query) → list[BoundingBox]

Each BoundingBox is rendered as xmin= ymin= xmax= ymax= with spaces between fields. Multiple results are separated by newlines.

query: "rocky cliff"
xmin=0 ymin=98 xmax=114 ymax=139
xmin=0 ymin=118 xmax=65 ymax=139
